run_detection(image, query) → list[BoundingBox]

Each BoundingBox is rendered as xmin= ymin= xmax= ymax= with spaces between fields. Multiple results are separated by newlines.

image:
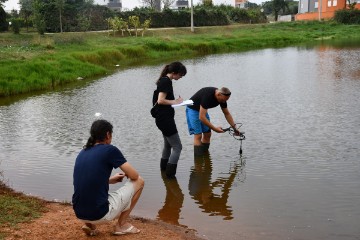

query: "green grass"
xmin=0 ymin=181 xmax=46 ymax=239
xmin=1 ymin=21 xmax=360 ymax=97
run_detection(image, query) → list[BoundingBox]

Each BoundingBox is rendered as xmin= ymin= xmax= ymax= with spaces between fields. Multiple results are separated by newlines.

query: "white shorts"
xmin=82 ymin=180 xmax=135 ymax=224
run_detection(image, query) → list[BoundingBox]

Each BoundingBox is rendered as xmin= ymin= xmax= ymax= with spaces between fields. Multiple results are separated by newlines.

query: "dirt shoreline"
xmin=2 ymin=201 xmax=204 ymax=240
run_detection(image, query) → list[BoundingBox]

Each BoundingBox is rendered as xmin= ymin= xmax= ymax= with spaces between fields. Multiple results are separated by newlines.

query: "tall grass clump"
xmin=119 ymin=46 xmax=147 ymax=58
xmin=31 ymin=35 xmax=56 ymax=49
xmin=0 ymin=57 xmax=106 ymax=96
xmin=73 ymin=50 xmax=125 ymax=67
xmin=190 ymin=41 xmax=222 ymax=55
xmin=144 ymin=41 xmax=182 ymax=52
xmin=52 ymin=34 xmax=86 ymax=45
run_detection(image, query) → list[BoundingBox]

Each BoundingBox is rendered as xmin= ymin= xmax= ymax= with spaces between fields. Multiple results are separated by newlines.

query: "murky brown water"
xmin=1 ymin=44 xmax=360 ymax=240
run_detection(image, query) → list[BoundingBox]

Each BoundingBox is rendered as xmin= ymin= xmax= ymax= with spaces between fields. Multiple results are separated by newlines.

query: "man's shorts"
xmin=81 ymin=180 xmax=135 ymax=224
xmin=186 ymin=107 xmax=211 ymax=135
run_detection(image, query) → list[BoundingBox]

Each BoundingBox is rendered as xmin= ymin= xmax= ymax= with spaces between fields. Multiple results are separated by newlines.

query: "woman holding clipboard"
xmin=151 ymin=62 xmax=187 ymax=178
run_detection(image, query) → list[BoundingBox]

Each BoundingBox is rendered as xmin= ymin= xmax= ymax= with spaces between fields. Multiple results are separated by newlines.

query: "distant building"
xmin=296 ymin=0 xmax=360 ymax=20
xmin=107 ymin=0 xmax=122 ymax=12
xmin=235 ymin=0 xmax=248 ymax=8
xmin=175 ymin=0 xmax=189 ymax=9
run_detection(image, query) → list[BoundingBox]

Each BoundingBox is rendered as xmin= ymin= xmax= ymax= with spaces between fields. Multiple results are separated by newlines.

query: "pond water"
xmin=1 ymin=44 xmax=360 ymax=240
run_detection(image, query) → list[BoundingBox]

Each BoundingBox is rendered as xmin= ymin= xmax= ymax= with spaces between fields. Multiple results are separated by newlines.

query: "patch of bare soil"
xmin=2 ymin=202 xmax=203 ymax=240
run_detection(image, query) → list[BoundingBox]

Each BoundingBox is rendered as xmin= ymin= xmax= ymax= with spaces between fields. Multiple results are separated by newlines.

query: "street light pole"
xmin=190 ymin=0 xmax=194 ymax=32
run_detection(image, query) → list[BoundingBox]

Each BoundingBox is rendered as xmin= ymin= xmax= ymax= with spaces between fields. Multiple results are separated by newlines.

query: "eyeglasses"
xmin=220 ymin=92 xmax=231 ymax=96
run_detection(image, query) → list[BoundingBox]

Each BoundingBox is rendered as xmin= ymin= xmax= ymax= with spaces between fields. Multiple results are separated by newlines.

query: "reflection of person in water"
xmin=188 ymin=152 xmax=244 ymax=220
xmin=157 ymin=172 xmax=184 ymax=225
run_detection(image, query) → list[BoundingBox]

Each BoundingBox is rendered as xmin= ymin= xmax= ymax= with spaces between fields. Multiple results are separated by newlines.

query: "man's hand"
xmin=116 ymin=173 xmax=126 ymax=182
xmin=109 ymin=173 xmax=126 ymax=184
xmin=214 ymin=126 xmax=224 ymax=133
xmin=233 ymin=128 xmax=241 ymax=136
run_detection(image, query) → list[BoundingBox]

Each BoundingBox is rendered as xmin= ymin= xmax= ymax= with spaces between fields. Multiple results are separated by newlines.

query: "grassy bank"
xmin=0 ymin=181 xmax=46 ymax=239
xmin=1 ymin=21 xmax=360 ymax=97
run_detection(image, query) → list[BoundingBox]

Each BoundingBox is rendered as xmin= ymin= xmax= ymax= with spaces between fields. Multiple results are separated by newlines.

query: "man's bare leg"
xmin=115 ymin=177 xmax=144 ymax=232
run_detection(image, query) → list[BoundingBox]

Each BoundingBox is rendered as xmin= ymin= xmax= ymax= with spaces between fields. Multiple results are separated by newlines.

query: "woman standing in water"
xmin=151 ymin=62 xmax=187 ymax=178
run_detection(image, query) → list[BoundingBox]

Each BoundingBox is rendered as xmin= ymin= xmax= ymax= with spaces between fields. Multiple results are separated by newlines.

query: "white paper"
xmin=171 ymin=99 xmax=194 ymax=108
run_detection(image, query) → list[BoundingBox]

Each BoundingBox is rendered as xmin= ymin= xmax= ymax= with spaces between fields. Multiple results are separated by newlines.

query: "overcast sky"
xmin=3 ymin=0 xmax=263 ymax=12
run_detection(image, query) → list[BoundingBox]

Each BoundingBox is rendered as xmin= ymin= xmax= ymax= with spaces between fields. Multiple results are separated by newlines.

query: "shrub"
xmin=334 ymin=9 xmax=360 ymax=24
xmin=11 ymin=18 xmax=22 ymax=34
xmin=229 ymin=8 xmax=250 ymax=23
xmin=118 ymin=8 xmax=230 ymax=28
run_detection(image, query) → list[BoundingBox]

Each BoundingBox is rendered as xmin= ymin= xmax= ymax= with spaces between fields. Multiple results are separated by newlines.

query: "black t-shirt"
xmin=188 ymin=87 xmax=227 ymax=111
xmin=152 ymin=77 xmax=175 ymax=117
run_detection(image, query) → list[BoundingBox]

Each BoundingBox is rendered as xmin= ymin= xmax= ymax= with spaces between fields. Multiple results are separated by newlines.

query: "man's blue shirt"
xmin=72 ymin=144 xmax=127 ymax=220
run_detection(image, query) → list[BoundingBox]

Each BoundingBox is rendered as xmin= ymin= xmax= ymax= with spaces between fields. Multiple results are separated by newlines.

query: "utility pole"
xmin=191 ymin=0 xmax=194 ymax=32
xmin=318 ymin=0 xmax=322 ymax=21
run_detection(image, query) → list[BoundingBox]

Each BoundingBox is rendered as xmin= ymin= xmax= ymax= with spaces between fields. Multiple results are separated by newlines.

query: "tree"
xmin=77 ymin=13 xmax=90 ymax=31
xmin=141 ymin=18 xmax=151 ymax=37
xmin=106 ymin=17 xmax=112 ymax=35
xmin=261 ymin=1 xmax=273 ymax=15
xmin=19 ymin=0 xmax=33 ymax=32
xmin=54 ymin=0 xmax=65 ymax=33
xmin=162 ymin=0 xmax=175 ymax=9
xmin=272 ymin=0 xmax=289 ymax=21
xmin=107 ymin=16 xmax=126 ymax=36
xmin=202 ymin=0 xmax=213 ymax=7
xmin=140 ymin=0 xmax=160 ymax=11
xmin=241 ymin=1 xmax=258 ymax=9
xmin=117 ymin=17 xmax=128 ymax=36
xmin=128 ymin=15 xmax=140 ymax=37
xmin=347 ymin=0 xmax=357 ymax=9
xmin=0 ymin=0 xmax=8 ymax=6
xmin=32 ymin=0 xmax=46 ymax=34
xmin=0 ymin=5 xmax=8 ymax=32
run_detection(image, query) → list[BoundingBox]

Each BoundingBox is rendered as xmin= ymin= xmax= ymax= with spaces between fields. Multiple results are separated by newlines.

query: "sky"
xmin=3 ymin=0 xmax=263 ymax=12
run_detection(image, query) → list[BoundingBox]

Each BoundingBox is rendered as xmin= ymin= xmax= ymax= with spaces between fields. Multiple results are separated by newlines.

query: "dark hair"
xmin=219 ymin=87 xmax=231 ymax=96
xmin=84 ymin=119 xmax=113 ymax=150
xmin=156 ymin=61 xmax=187 ymax=84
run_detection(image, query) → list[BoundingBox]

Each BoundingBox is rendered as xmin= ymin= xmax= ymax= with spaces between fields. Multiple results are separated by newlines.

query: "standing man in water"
xmin=186 ymin=87 xmax=240 ymax=155
xmin=72 ymin=119 xmax=144 ymax=236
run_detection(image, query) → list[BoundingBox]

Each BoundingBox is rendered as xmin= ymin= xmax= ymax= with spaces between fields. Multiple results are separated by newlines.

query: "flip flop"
xmin=82 ymin=225 xmax=99 ymax=236
xmin=113 ymin=225 xmax=140 ymax=235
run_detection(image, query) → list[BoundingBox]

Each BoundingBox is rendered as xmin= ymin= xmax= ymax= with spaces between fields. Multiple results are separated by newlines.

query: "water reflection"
xmin=157 ymin=172 xmax=184 ymax=226
xmin=188 ymin=152 xmax=246 ymax=220
xmin=317 ymin=45 xmax=360 ymax=81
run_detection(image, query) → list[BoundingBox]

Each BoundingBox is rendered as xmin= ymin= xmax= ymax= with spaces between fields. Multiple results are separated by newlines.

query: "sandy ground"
xmin=2 ymin=202 xmax=203 ymax=240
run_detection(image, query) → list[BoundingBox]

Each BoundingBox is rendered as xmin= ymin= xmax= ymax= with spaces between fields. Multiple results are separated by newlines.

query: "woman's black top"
xmin=152 ymin=76 xmax=178 ymax=136
xmin=152 ymin=76 xmax=175 ymax=118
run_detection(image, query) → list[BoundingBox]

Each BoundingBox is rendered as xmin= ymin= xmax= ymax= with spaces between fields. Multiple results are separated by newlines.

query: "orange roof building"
xmin=235 ymin=0 xmax=249 ymax=9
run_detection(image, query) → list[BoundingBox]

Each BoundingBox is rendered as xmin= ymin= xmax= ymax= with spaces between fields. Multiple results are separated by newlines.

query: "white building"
xmin=107 ymin=0 xmax=122 ymax=11
xmin=175 ymin=0 xmax=189 ymax=9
